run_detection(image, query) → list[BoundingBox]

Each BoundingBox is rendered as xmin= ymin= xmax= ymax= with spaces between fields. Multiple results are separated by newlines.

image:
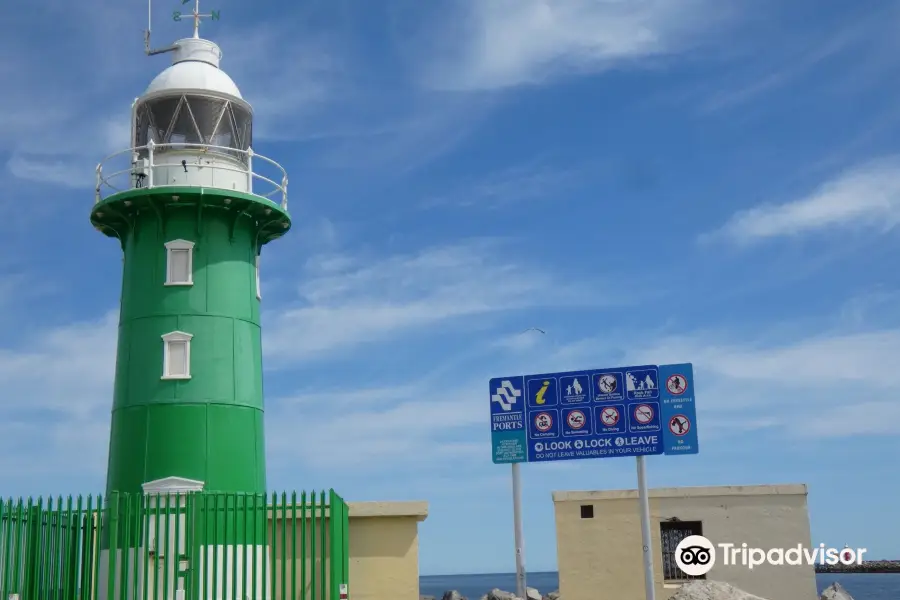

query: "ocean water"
xmin=419 ymin=572 xmax=900 ymax=600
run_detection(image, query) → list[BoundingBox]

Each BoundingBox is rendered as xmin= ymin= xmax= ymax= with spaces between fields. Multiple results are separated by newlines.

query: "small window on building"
xmin=161 ymin=331 xmax=193 ymax=380
xmin=660 ymin=520 xmax=705 ymax=581
xmin=255 ymin=254 xmax=261 ymax=300
xmin=165 ymin=239 xmax=195 ymax=286
xmin=580 ymin=505 xmax=594 ymax=519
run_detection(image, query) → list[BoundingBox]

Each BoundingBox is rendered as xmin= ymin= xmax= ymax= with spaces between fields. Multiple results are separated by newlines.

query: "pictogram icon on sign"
xmin=567 ymin=410 xmax=586 ymax=430
xmin=535 ymin=380 xmax=551 ymax=405
xmin=666 ymin=374 xmax=688 ymax=395
xmin=669 ymin=414 xmax=691 ymax=436
xmin=600 ymin=407 xmax=620 ymax=426
xmin=633 ymin=404 xmax=654 ymax=424
xmin=597 ymin=374 xmax=617 ymax=394
xmin=534 ymin=412 xmax=553 ymax=432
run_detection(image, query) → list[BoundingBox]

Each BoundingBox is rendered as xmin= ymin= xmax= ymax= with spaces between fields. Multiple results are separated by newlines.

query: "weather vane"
xmin=172 ymin=0 xmax=221 ymax=39
xmin=144 ymin=0 xmax=221 ymax=54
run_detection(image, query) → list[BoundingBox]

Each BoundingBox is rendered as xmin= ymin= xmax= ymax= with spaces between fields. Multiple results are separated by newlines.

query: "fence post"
xmin=329 ymin=491 xmax=338 ymax=600
xmin=320 ymin=491 xmax=326 ymax=600
xmin=22 ymin=497 xmax=41 ymax=599
xmin=300 ymin=492 xmax=307 ymax=600
xmin=106 ymin=492 xmax=120 ymax=600
xmin=329 ymin=490 xmax=349 ymax=600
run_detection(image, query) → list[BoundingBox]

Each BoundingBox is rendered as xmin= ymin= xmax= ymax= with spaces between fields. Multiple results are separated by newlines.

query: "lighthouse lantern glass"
xmin=134 ymin=93 xmax=252 ymax=162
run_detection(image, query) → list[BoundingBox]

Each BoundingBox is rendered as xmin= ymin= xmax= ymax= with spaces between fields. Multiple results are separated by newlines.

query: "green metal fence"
xmin=0 ymin=490 xmax=350 ymax=600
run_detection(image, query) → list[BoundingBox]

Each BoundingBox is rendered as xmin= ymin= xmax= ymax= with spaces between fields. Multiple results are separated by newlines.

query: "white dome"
xmin=145 ymin=60 xmax=243 ymax=99
xmin=143 ymin=39 xmax=243 ymax=99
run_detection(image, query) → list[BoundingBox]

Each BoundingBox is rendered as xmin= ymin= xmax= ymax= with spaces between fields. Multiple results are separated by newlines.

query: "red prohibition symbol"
xmin=669 ymin=414 xmax=691 ymax=436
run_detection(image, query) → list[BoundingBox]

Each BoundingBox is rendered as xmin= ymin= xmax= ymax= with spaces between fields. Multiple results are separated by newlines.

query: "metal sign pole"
xmin=636 ymin=456 xmax=657 ymax=600
xmin=512 ymin=462 xmax=527 ymax=599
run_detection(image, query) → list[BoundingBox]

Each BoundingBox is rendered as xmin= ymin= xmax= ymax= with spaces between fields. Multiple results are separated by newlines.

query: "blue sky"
xmin=1 ymin=0 xmax=899 ymax=576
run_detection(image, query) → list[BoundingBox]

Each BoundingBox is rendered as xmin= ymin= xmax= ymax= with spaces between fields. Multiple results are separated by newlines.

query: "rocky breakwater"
xmin=816 ymin=559 xmax=900 ymax=573
xmin=425 ymin=588 xmax=558 ymax=600
xmin=428 ymin=581 xmax=856 ymax=600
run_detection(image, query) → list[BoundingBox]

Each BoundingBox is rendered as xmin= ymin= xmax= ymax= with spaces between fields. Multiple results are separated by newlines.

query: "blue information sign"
xmin=489 ymin=363 xmax=698 ymax=464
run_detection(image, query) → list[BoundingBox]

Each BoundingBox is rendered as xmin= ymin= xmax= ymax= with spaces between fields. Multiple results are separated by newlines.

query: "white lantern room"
xmin=130 ymin=37 xmax=253 ymax=193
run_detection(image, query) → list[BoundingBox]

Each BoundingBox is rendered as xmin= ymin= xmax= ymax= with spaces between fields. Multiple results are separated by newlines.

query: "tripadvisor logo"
xmin=675 ymin=536 xmax=715 ymax=576
xmin=674 ymin=535 xmax=867 ymax=576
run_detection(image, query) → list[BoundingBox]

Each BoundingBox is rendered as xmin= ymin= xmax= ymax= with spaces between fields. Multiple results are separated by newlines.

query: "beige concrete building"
xmin=345 ymin=501 xmax=429 ymax=600
xmin=553 ymin=484 xmax=816 ymax=600
xmin=268 ymin=500 xmax=428 ymax=600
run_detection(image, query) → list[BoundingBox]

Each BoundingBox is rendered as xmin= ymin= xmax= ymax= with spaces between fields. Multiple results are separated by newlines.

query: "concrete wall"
xmin=553 ymin=484 xmax=816 ymax=600
xmin=271 ymin=501 xmax=427 ymax=600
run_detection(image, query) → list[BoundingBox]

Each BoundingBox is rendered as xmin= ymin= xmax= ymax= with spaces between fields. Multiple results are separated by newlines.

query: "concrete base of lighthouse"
xmin=98 ymin=477 xmax=273 ymax=600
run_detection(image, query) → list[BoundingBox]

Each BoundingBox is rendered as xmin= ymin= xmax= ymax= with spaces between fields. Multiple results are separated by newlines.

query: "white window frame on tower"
xmin=164 ymin=239 xmax=195 ymax=286
xmin=255 ymin=254 xmax=261 ymax=300
xmin=161 ymin=331 xmax=193 ymax=380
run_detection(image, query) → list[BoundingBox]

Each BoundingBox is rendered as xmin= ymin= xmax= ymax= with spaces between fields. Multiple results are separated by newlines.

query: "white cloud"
xmin=489 ymin=328 xmax=550 ymax=353
xmin=693 ymin=8 xmax=877 ymax=113
xmin=0 ymin=311 xmax=118 ymax=491
xmin=415 ymin=0 xmax=738 ymax=91
xmin=2 ymin=283 xmax=897 ymax=487
xmin=633 ymin=329 xmax=900 ymax=390
xmin=0 ymin=312 xmax=118 ymax=421
xmin=215 ymin=21 xmax=344 ymax=141
xmin=2 ymin=2 xmax=529 ymax=188
xmin=420 ymin=160 xmax=593 ymax=210
xmin=0 ymin=0 xmax=141 ymax=186
xmin=801 ymin=401 xmax=900 ymax=437
xmin=262 ymin=316 xmax=900 ymax=473
xmin=307 ymin=93 xmax=498 ymax=173
xmin=620 ymin=327 xmax=900 ymax=438
xmin=266 ymin=379 xmax=488 ymax=470
xmin=839 ymin=287 xmax=900 ymax=328
xmin=0 ymin=1 xmax=346 ymax=187
xmin=263 ymin=238 xmax=592 ymax=364
xmin=703 ymin=156 xmax=900 ymax=244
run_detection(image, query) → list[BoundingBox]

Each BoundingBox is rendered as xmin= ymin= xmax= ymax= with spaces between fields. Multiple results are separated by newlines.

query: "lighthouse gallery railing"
xmin=0 ymin=490 xmax=349 ymax=600
xmin=94 ymin=141 xmax=289 ymax=211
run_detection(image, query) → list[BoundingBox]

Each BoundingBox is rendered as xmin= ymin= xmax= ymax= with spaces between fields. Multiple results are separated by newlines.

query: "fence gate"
xmin=0 ymin=490 xmax=350 ymax=600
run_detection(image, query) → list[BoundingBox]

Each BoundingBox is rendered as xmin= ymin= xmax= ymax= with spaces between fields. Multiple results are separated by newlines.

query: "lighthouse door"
xmin=144 ymin=494 xmax=197 ymax=600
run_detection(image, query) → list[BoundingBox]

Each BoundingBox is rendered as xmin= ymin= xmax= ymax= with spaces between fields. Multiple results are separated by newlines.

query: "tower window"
xmin=165 ymin=239 xmax=194 ymax=286
xmin=161 ymin=331 xmax=193 ymax=380
xmin=255 ymin=254 xmax=261 ymax=300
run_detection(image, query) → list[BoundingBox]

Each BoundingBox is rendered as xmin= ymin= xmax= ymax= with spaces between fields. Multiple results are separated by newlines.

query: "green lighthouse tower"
xmin=91 ymin=7 xmax=289 ymax=501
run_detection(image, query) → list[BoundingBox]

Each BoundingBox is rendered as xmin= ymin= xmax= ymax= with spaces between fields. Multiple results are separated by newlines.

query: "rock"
xmin=669 ymin=580 xmax=768 ymax=600
xmin=441 ymin=591 xmax=466 ymax=600
xmin=420 ymin=596 xmax=435 ymax=600
xmin=486 ymin=589 xmax=519 ymax=600
xmin=820 ymin=582 xmax=855 ymax=600
xmin=542 ymin=591 xmax=560 ymax=600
